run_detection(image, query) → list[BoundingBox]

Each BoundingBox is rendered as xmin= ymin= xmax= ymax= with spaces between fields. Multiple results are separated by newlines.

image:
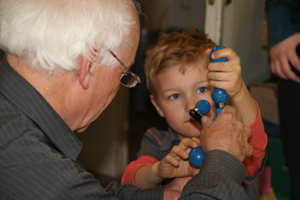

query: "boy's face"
xmin=151 ymin=64 xmax=215 ymax=139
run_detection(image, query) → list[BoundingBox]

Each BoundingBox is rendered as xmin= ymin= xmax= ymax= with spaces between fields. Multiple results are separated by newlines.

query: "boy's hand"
xmin=205 ymin=48 xmax=244 ymax=100
xmin=157 ymin=137 xmax=200 ymax=179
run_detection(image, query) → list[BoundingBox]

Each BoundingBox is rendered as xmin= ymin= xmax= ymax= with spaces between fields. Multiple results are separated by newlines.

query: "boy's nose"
xmin=185 ymin=97 xmax=199 ymax=113
xmin=186 ymin=97 xmax=216 ymax=118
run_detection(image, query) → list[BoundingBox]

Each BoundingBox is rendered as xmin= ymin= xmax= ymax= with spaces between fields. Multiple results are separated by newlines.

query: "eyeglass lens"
xmin=120 ymin=73 xmax=138 ymax=88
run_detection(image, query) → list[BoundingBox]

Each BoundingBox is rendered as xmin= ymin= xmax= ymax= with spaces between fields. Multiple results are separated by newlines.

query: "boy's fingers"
xmin=170 ymin=146 xmax=189 ymax=159
xmin=191 ymin=137 xmax=201 ymax=145
xmin=163 ymin=154 xmax=179 ymax=166
xmin=211 ymin=48 xmax=238 ymax=61
xmin=178 ymin=138 xmax=199 ymax=150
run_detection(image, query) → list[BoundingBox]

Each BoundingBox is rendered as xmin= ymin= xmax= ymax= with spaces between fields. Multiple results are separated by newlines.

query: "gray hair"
xmin=0 ymin=0 xmax=139 ymax=73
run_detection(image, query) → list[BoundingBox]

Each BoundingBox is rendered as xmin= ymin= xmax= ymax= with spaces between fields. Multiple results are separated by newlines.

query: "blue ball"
xmin=195 ymin=100 xmax=211 ymax=115
xmin=189 ymin=147 xmax=205 ymax=168
xmin=210 ymin=46 xmax=228 ymax=63
xmin=212 ymin=88 xmax=229 ymax=103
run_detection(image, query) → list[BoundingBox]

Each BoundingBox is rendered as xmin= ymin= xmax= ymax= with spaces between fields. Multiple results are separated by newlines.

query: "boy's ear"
xmin=78 ymin=56 xmax=93 ymax=90
xmin=150 ymin=94 xmax=165 ymax=117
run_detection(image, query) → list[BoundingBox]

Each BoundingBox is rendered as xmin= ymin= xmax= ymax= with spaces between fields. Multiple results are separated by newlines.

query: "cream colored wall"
xmin=220 ymin=0 xmax=271 ymax=85
xmin=147 ymin=0 xmax=271 ymax=84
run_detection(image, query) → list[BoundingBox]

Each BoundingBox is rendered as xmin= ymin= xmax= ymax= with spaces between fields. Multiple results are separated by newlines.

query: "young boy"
xmin=122 ymin=29 xmax=267 ymax=198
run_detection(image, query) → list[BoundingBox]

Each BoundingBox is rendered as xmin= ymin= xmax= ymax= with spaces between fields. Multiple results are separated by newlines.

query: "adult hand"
xmin=269 ymin=33 xmax=300 ymax=82
xmin=163 ymin=176 xmax=192 ymax=200
xmin=200 ymin=106 xmax=253 ymax=162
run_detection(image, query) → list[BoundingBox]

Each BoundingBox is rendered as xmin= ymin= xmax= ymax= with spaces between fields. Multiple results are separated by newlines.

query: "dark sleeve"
xmin=179 ymin=150 xmax=249 ymax=200
xmin=265 ymin=0 xmax=300 ymax=48
xmin=0 ymin=127 xmax=164 ymax=200
xmin=56 ymin=164 xmax=166 ymax=200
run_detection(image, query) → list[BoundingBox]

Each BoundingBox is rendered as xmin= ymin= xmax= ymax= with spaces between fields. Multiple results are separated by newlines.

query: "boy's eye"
xmin=197 ymin=87 xmax=207 ymax=93
xmin=169 ymin=94 xmax=181 ymax=100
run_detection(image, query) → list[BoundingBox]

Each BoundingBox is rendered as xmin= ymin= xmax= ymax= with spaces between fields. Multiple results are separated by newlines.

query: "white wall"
xmin=155 ymin=0 xmax=271 ymax=85
xmin=154 ymin=0 xmax=206 ymax=32
xmin=220 ymin=0 xmax=271 ymax=85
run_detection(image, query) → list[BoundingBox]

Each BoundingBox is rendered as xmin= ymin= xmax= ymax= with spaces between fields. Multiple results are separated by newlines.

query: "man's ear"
xmin=150 ymin=94 xmax=165 ymax=117
xmin=79 ymin=56 xmax=93 ymax=90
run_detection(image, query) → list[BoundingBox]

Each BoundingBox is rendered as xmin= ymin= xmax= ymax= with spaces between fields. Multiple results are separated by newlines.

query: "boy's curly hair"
xmin=144 ymin=29 xmax=216 ymax=96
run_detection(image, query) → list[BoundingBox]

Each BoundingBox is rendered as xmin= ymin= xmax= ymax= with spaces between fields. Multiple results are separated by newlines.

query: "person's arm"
xmin=52 ymin=106 xmax=255 ymax=200
xmin=56 ymin=166 xmax=166 ymax=200
xmin=206 ymin=48 xmax=257 ymax=126
xmin=243 ymin=100 xmax=268 ymax=180
xmin=206 ymin=47 xmax=268 ymax=180
xmin=179 ymin=150 xmax=249 ymax=200
xmin=135 ymin=137 xmax=200 ymax=189
xmin=170 ymin=106 xmax=253 ymax=199
xmin=266 ymin=0 xmax=300 ymax=82
xmin=123 ymin=137 xmax=200 ymax=189
xmin=121 ymin=156 xmax=158 ymax=185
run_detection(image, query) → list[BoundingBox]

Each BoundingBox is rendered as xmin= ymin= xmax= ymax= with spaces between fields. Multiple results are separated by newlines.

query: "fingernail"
xmin=211 ymin=54 xmax=215 ymax=59
xmin=202 ymin=116 xmax=208 ymax=124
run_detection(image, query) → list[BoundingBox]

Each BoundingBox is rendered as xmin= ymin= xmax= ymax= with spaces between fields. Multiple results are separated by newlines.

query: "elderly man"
xmin=0 ymin=0 xmax=253 ymax=199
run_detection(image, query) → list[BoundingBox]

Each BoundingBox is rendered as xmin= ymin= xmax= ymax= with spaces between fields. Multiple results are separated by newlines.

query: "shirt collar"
xmin=160 ymin=127 xmax=181 ymax=151
xmin=0 ymin=58 xmax=82 ymax=160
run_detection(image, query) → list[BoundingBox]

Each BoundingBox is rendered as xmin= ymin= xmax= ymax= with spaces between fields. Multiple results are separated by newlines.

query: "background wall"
xmin=143 ymin=0 xmax=271 ymax=85
xmin=221 ymin=0 xmax=271 ymax=85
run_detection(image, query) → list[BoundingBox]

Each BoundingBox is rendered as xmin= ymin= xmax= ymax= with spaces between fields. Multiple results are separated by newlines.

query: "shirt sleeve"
xmin=121 ymin=156 xmax=158 ymax=185
xmin=179 ymin=150 xmax=249 ymax=200
xmin=55 ymin=161 xmax=165 ymax=200
xmin=243 ymin=100 xmax=268 ymax=181
xmin=265 ymin=0 xmax=299 ymax=49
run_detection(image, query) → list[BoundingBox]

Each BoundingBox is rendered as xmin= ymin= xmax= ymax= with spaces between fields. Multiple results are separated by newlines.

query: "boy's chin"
xmin=177 ymin=127 xmax=201 ymax=139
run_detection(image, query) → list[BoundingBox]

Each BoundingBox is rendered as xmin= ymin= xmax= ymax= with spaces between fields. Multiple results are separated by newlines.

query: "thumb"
xmin=201 ymin=116 xmax=213 ymax=127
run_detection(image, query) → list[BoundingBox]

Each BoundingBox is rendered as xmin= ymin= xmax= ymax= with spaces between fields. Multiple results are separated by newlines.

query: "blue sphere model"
xmin=210 ymin=46 xmax=229 ymax=104
xmin=195 ymin=100 xmax=211 ymax=115
xmin=212 ymin=88 xmax=228 ymax=103
xmin=189 ymin=147 xmax=205 ymax=168
xmin=210 ymin=46 xmax=228 ymax=63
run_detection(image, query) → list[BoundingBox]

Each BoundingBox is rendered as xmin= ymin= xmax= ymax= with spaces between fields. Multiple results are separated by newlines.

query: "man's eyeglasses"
xmin=107 ymin=49 xmax=141 ymax=88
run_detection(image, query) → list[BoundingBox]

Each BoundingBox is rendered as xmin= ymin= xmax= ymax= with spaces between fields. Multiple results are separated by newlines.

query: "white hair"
xmin=0 ymin=0 xmax=138 ymax=73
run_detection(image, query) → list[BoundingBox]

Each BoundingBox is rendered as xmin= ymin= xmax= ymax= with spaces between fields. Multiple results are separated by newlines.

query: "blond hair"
xmin=144 ymin=29 xmax=216 ymax=95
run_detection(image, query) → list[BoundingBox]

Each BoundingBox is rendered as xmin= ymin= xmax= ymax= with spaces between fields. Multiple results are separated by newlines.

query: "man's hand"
xmin=269 ymin=33 xmax=300 ymax=82
xmin=200 ymin=106 xmax=253 ymax=162
xmin=163 ymin=176 xmax=192 ymax=200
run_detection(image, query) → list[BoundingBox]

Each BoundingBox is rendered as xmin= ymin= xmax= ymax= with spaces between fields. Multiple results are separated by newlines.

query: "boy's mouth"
xmin=188 ymin=117 xmax=198 ymax=124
